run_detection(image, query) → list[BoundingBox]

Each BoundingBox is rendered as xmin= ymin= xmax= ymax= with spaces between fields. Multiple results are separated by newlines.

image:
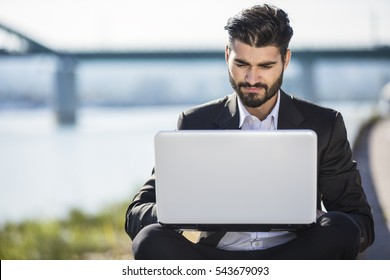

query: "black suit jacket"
xmin=125 ymin=91 xmax=375 ymax=252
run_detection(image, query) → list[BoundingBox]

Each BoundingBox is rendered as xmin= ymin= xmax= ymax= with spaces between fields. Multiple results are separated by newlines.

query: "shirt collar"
xmin=237 ymin=90 xmax=281 ymax=129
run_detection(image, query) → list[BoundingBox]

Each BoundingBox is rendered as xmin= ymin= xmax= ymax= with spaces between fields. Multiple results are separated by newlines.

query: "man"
xmin=125 ymin=4 xmax=374 ymax=259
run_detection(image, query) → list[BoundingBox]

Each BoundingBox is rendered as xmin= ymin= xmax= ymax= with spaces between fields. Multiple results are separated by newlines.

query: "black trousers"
xmin=131 ymin=212 xmax=361 ymax=260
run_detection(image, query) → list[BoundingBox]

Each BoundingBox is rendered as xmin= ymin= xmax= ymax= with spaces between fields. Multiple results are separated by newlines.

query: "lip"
xmin=242 ymin=87 xmax=265 ymax=93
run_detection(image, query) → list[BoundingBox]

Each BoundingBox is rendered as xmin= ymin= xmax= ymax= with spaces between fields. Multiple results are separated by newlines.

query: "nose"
xmin=245 ymin=67 xmax=261 ymax=85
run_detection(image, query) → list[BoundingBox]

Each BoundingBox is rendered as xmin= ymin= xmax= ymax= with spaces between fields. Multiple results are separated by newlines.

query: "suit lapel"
xmin=278 ymin=90 xmax=306 ymax=129
xmin=213 ymin=93 xmax=240 ymax=129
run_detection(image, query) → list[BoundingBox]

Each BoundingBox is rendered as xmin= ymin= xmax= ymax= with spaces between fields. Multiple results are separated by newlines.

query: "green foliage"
xmin=0 ymin=202 xmax=132 ymax=260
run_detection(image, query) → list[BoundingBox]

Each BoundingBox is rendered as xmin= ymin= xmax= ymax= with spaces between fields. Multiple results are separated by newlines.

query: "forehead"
xmin=229 ymin=40 xmax=282 ymax=63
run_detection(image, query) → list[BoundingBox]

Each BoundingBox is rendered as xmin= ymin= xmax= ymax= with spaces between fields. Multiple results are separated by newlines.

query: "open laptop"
xmin=154 ymin=130 xmax=317 ymax=231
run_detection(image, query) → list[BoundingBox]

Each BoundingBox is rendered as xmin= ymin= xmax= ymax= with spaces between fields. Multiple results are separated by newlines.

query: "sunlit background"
xmin=1 ymin=0 xmax=390 ymax=51
xmin=1 ymin=0 xmax=390 ymax=259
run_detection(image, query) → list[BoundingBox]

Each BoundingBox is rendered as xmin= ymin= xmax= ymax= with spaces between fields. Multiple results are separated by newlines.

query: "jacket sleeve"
xmin=125 ymin=170 xmax=158 ymax=240
xmin=125 ymin=113 xmax=188 ymax=240
xmin=318 ymin=113 xmax=375 ymax=252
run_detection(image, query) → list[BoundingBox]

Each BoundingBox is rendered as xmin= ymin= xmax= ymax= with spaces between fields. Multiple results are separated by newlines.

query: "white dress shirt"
xmin=216 ymin=91 xmax=297 ymax=251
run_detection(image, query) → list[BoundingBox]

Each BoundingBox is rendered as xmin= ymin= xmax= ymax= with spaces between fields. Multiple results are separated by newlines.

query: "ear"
xmin=283 ymin=49 xmax=291 ymax=70
xmin=225 ymin=45 xmax=230 ymax=64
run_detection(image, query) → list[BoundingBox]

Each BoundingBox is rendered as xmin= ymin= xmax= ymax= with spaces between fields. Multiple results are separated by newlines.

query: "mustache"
xmin=238 ymin=82 xmax=268 ymax=90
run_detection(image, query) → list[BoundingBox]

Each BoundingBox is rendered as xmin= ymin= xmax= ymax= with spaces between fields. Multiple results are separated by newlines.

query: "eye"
xmin=260 ymin=64 xmax=273 ymax=69
xmin=235 ymin=62 xmax=246 ymax=68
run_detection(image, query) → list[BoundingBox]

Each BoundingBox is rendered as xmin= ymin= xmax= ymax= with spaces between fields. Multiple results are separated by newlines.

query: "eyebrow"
xmin=233 ymin=58 xmax=278 ymax=67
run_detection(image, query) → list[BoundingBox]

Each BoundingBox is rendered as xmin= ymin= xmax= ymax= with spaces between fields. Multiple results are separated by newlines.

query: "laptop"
xmin=154 ymin=130 xmax=317 ymax=231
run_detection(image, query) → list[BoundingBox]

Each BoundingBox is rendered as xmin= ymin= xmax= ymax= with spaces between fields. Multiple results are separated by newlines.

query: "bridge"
xmin=1 ymin=22 xmax=390 ymax=125
xmin=0 ymin=22 xmax=76 ymax=124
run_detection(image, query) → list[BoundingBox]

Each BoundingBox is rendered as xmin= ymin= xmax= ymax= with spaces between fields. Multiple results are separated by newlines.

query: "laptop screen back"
xmin=154 ymin=130 xmax=317 ymax=231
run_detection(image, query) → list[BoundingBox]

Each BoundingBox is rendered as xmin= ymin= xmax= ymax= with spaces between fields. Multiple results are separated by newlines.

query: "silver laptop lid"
xmin=154 ymin=130 xmax=317 ymax=231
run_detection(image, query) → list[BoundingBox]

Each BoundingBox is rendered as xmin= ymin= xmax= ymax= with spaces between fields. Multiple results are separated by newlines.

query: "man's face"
xmin=226 ymin=41 xmax=290 ymax=108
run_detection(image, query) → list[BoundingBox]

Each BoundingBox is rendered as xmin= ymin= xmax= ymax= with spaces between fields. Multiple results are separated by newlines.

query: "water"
xmin=0 ymin=101 xmax=378 ymax=224
xmin=0 ymin=106 xmax=186 ymax=223
xmin=0 ymin=55 xmax=387 ymax=224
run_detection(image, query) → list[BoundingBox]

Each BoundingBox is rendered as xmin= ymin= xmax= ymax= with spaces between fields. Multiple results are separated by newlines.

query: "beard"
xmin=228 ymin=70 xmax=284 ymax=108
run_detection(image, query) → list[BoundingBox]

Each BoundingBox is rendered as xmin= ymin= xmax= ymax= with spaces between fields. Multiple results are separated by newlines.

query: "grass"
xmin=0 ymin=202 xmax=133 ymax=260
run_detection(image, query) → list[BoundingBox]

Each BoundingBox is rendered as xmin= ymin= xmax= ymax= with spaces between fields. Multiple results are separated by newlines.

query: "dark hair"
xmin=224 ymin=4 xmax=293 ymax=59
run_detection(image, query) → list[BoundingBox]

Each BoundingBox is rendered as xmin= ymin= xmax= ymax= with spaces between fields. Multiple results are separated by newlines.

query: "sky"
xmin=0 ymin=0 xmax=390 ymax=52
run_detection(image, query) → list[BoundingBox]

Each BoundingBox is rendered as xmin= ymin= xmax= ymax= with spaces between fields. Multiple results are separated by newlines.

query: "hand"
xmin=316 ymin=210 xmax=326 ymax=219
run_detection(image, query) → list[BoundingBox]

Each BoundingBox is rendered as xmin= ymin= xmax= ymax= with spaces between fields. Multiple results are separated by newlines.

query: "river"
xmin=0 ymin=100 xmax=378 ymax=224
